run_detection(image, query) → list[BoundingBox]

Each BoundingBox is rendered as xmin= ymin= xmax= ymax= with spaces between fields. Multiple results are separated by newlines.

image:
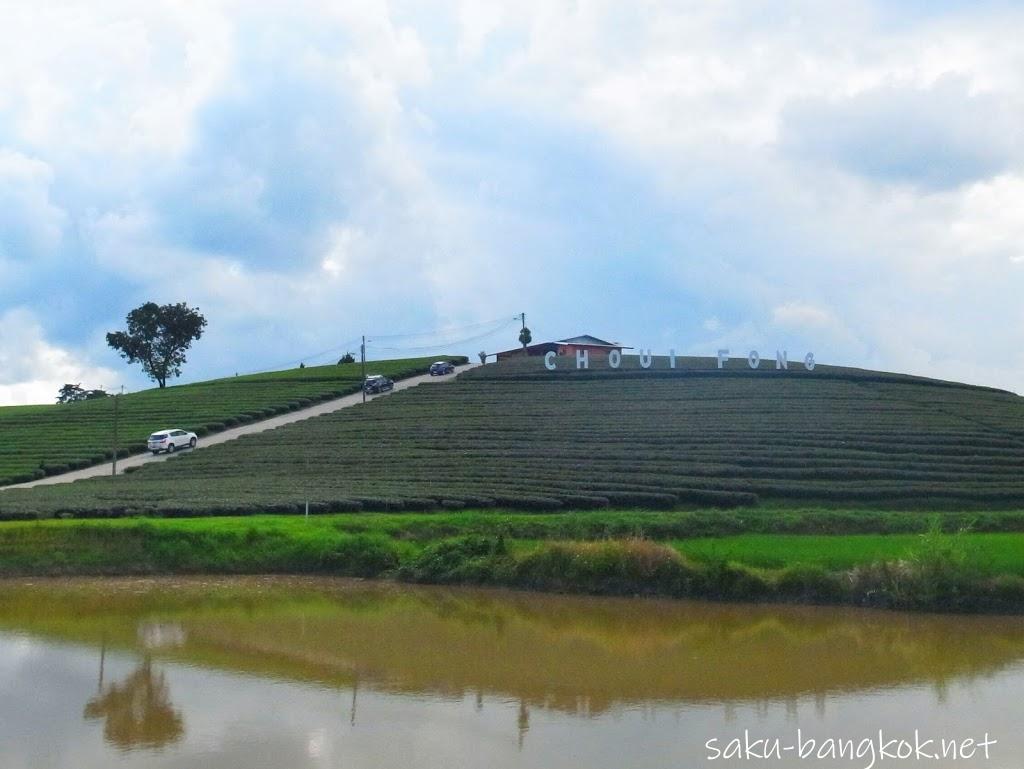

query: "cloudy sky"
xmin=1 ymin=0 xmax=1022 ymax=404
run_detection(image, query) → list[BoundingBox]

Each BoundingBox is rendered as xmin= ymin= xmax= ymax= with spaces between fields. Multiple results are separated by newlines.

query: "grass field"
xmin=1 ymin=512 xmax=1022 ymax=612
xmin=673 ymin=533 xmax=1024 ymax=575
xmin=1 ymin=354 xmax=1021 ymax=518
xmin=0 ymin=355 xmax=466 ymax=486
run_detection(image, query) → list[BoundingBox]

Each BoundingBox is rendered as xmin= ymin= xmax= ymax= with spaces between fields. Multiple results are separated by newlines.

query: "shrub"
xmin=402 ymin=497 xmax=439 ymax=511
xmin=983 ymin=575 xmax=1024 ymax=608
xmin=513 ymin=539 xmax=696 ymax=596
xmin=319 ymin=534 xmax=399 ymax=576
xmin=695 ymin=558 xmax=774 ymax=600
xmin=322 ymin=499 xmax=364 ymax=513
xmin=355 ymin=497 xmax=406 ymax=512
xmin=492 ymin=495 xmax=562 ymax=511
xmin=400 ymin=535 xmax=509 ymax=584
xmin=776 ymin=564 xmax=846 ymax=603
xmin=675 ymin=489 xmax=760 ymax=508
xmin=556 ymin=495 xmax=610 ymax=509
xmin=591 ymin=491 xmax=679 ymax=509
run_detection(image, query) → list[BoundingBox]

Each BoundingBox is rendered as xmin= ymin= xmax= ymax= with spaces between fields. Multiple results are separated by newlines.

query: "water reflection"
xmin=0 ymin=577 xmax=1021 ymax=768
xmin=0 ymin=578 xmax=1022 ymax=710
xmin=83 ymin=656 xmax=184 ymax=750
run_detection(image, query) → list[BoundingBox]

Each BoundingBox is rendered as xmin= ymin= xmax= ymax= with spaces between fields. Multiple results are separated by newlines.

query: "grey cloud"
xmin=778 ymin=76 xmax=1016 ymax=189
xmin=0 ymin=150 xmax=67 ymax=261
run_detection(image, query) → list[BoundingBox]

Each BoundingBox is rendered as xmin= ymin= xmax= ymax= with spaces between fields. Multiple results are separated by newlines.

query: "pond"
xmin=0 ymin=577 xmax=1021 ymax=768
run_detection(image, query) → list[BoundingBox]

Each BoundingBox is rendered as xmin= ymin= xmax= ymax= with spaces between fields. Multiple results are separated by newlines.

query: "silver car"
xmin=147 ymin=428 xmax=198 ymax=454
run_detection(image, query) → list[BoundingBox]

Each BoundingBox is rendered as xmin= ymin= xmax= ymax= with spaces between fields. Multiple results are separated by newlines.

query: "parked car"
xmin=429 ymin=360 xmax=455 ymax=375
xmin=147 ymin=429 xmax=198 ymax=454
xmin=363 ymin=375 xmax=394 ymax=394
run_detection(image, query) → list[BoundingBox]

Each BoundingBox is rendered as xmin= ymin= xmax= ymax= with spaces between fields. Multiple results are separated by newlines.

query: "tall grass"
xmin=1 ymin=516 xmax=1022 ymax=612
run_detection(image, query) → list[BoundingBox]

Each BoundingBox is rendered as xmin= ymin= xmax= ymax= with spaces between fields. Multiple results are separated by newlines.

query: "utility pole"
xmin=111 ymin=386 xmax=120 ymax=476
xmin=361 ymin=335 xmax=366 ymax=403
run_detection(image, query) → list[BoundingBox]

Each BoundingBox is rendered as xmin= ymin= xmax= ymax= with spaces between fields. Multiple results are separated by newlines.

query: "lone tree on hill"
xmin=106 ymin=302 xmax=207 ymax=388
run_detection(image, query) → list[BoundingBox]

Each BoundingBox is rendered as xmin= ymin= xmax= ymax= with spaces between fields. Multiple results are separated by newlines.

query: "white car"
xmin=147 ymin=428 xmax=198 ymax=455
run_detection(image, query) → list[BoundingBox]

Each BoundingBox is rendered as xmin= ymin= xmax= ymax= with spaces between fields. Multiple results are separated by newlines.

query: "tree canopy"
xmin=57 ymin=383 xmax=108 ymax=403
xmin=106 ymin=302 xmax=207 ymax=388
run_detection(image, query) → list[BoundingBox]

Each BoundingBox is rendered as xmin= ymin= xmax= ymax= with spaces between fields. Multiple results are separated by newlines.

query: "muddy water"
xmin=0 ymin=577 xmax=1021 ymax=768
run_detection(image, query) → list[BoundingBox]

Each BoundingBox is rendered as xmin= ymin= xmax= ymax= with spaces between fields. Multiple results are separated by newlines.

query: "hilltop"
xmin=1 ymin=355 xmax=1022 ymax=519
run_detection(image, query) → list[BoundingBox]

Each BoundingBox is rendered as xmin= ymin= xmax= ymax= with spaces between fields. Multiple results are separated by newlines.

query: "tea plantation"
xmin=0 ymin=356 xmax=466 ymax=486
xmin=1 ymin=355 xmax=1022 ymax=519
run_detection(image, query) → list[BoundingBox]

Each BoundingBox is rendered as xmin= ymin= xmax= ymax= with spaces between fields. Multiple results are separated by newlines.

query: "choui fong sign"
xmin=544 ymin=349 xmax=816 ymax=371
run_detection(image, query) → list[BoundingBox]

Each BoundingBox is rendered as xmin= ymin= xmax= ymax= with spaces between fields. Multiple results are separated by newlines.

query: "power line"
xmin=213 ymin=316 xmax=520 ymax=377
xmin=372 ymin=318 xmax=515 ymax=351
xmin=368 ymin=316 xmax=516 ymax=341
xmin=231 ymin=337 xmax=363 ymax=376
xmin=374 ymin=325 xmax=515 ymax=353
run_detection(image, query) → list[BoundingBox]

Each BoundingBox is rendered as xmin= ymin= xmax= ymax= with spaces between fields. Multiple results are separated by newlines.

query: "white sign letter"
xmin=748 ymin=350 xmax=760 ymax=369
xmin=639 ymin=349 xmax=653 ymax=369
xmin=776 ymin=350 xmax=788 ymax=370
xmin=544 ymin=351 xmax=556 ymax=370
xmin=717 ymin=349 xmax=730 ymax=369
xmin=669 ymin=349 xmax=676 ymax=369
xmin=804 ymin=352 xmax=815 ymax=371
xmin=576 ymin=349 xmax=589 ymax=369
xmin=608 ymin=349 xmax=621 ymax=368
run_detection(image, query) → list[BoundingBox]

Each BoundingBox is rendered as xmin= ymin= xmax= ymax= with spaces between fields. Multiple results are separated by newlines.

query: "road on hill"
xmin=4 ymin=363 xmax=479 ymax=489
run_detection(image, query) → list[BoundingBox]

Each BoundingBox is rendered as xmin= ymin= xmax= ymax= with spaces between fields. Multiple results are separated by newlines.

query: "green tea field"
xmin=0 ymin=356 xmax=466 ymax=486
xmin=1 ymin=355 xmax=1021 ymax=518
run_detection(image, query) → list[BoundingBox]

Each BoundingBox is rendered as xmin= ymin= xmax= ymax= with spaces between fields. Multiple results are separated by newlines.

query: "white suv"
xmin=148 ymin=429 xmax=198 ymax=454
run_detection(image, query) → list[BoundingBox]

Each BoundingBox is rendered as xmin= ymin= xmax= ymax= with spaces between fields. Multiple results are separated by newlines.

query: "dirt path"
xmin=3 ymin=363 xmax=479 ymax=489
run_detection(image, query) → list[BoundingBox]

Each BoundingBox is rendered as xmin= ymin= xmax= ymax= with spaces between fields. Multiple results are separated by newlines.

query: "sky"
xmin=1 ymin=0 xmax=1022 ymax=404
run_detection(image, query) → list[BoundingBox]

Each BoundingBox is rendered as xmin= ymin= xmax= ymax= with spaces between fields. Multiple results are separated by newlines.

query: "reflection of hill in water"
xmin=2 ymin=577 xmax=1024 ymax=715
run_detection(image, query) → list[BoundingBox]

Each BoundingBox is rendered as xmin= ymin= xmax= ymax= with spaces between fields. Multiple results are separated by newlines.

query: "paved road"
xmin=3 ymin=363 xmax=479 ymax=490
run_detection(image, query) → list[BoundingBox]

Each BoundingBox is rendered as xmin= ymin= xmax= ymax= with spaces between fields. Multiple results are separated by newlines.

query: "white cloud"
xmin=771 ymin=302 xmax=836 ymax=330
xmin=0 ymin=2 xmax=232 ymax=157
xmin=950 ymin=174 xmax=1024 ymax=260
xmin=2 ymin=1 xmax=1024 ymax=398
xmin=0 ymin=309 xmax=117 ymax=405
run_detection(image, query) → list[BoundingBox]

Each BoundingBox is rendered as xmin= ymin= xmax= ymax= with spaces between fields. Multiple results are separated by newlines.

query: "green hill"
xmin=0 ymin=356 xmax=466 ymax=486
xmin=1 ymin=355 xmax=1022 ymax=519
